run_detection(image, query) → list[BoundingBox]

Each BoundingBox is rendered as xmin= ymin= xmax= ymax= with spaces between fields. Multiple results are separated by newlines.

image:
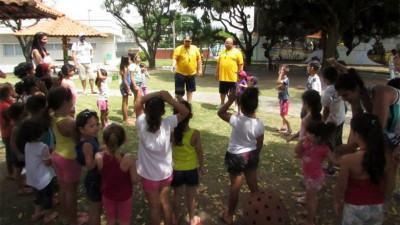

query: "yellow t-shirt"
xmin=172 ymin=129 xmax=198 ymax=171
xmin=52 ymin=116 xmax=76 ymax=159
xmin=217 ymin=48 xmax=244 ymax=82
xmin=173 ymin=45 xmax=201 ymax=76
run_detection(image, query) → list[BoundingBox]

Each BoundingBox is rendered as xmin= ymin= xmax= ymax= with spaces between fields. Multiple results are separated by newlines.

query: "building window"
xmin=48 ymin=44 xmax=62 ymax=51
xmin=3 ymin=44 xmax=22 ymax=57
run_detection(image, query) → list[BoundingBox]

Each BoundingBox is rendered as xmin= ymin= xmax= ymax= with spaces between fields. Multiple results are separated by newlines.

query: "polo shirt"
xmin=217 ymin=48 xmax=243 ymax=82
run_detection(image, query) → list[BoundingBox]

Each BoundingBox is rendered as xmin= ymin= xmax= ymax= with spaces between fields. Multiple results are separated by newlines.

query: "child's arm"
xmin=334 ymin=156 xmax=350 ymax=215
xmin=159 ymin=90 xmax=189 ymax=123
xmin=82 ymin=142 xmax=96 ymax=170
xmin=256 ymin=134 xmax=264 ymax=151
xmin=192 ymin=130 xmax=205 ymax=174
xmin=217 ymin=90 xmax=236 ymax=122
xmin=129 ymin=156 xmax=139 ymax=184
xmin=56 ymin=117 xmax=76 ymax=139
xmin=10 ymin=127 xmax=24 ymax=161
xmin=94 ymin=152 xmax=103 ymax=171
xmin=42 ymin=145 xmax=52 ymax=166
xmin=327 ymin=58 xmax=348 ymax=74
xmin=120 ymin=68 xmax=132 ymax=96
xmin=121 ymin=153 xmax=139 ymax=184
xmin=294 ymin=140 xmax=303 ymax=158
xmin=134 ymin=91 xmax=160 ymax=117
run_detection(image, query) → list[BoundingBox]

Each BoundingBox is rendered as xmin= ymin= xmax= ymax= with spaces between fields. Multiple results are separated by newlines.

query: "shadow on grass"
xmin=201 ymin=102 xmax=218 ymax=111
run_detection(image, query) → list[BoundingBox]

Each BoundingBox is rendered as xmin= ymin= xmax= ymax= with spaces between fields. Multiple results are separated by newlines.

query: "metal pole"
xmin=172 ymin=20 xmax=176 ymax=49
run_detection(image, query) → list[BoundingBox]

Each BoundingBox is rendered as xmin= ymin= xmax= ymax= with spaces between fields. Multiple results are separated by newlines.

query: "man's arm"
xmin=197 ymin=48 xmax=202 ymax=76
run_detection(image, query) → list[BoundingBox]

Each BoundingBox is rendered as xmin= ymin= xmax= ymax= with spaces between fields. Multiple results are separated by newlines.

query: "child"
xmin=0 ymin=83 xmax=15 ymax=179
xmin=95 ymin=69 xmax=109 ymax=127
xmin=287 ymin=90 xmax=322 ymax=142
xmin=321 ymin=66 xmax=346 ymax=175
xmin=47 ymin=87 xmax=83 ymax=225
xmin=59 ymin=64 xmax=78 ymax=115
xmin=14 ymin=62 xmax=35 ymax=79
xmin=95 ymin=124 xmax=138 ymax=225
xmin=119 ymin=56 xmax=132 ymax=124
xmin=217 ymin=88 xmax=265 ymax=225
xmin=20 ymin=119 xmax=58 ymax=223
xmin=135 ymin=90 xmax=189 ymax=225
xmin=306 ymin=61 xmax=321 ymax=94
xmin=294 ymin=121 xmax=335 ymax=225
xmin=235 ymin=70 xmax=249 ymax=113
xmin=334 ymin=113 xmax=386 ymax=225
xmin=276 ymin=64 xmax=291 ymax=134
xmin=139 ymin=63 xmax=150 ymax=95
xmin=171 ymin=101 xmax=204 ymax=225
xmin=75 ymin=109 xmax=102 ymax=225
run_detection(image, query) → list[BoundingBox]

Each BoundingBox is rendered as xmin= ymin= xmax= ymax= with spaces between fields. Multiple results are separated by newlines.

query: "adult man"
xmin=216 ymin=38 xmax=244 ymax=107
xmin=72 ymin=33 xmax=95 ymax=94
xmin=172 ymin=36 xmax=202 ymax=102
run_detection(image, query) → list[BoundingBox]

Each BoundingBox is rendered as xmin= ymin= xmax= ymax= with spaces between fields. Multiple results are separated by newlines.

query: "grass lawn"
xmin=0 ymin=64 xmax=398 ymax=225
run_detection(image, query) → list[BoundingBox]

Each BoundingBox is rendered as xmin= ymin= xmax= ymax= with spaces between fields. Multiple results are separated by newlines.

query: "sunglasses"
xmin=81 ymin=109 xmax=97 ymax=118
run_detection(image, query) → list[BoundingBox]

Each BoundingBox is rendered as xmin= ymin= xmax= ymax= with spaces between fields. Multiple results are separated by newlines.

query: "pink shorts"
xmin=141 ymin=175 xmax=173 ymax=193
xmin=304 ymin=176 xmax=325 ymax=191
xmin=279 ymin=100 xmax=289 ymax=116
xmin=51 ymin=152 xmax=81 ymax=183
xmin=102 ymin=195 xmax=132 ymax=225
xmin=97 ymin=99 xmax=108 ymax=111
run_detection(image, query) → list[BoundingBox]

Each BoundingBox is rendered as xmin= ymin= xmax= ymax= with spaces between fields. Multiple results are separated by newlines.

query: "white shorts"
xmin=342 ymin=203 xmax=384 ymax=225
xmin=78 ymin=63 xmax=95 ymax=80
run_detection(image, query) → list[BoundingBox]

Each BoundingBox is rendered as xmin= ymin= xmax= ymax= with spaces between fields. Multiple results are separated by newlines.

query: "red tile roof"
xmin=0 ymin=0 xmax=64 ymax=20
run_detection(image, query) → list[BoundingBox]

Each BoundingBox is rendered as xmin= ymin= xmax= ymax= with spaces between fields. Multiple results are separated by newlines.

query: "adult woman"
xmin=31 ymin=32 xmax=52 ymax=67
xmin=334 ymin=68 xmax=400 ymax=197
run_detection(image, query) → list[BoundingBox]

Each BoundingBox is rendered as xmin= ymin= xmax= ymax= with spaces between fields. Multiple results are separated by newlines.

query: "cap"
xmin=78 ymin=32 xmax=85 ymax=37
xmin=239 ymin=70 xmax=247 ymax=78
xmin=183 ymin=36 xmax=192 ymax=41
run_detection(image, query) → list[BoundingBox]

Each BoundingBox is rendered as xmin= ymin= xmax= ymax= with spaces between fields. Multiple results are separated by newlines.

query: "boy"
xmin=306 ymin=60 xmax=321 ymax=94
xmin=276 ymin=65 xmax=292 ymax=134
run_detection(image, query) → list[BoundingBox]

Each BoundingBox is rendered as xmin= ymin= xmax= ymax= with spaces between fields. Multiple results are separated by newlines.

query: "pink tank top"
xmin=344 ymin=178 xmax=384 ymax=205
xmin=101 ymin=153 xmax=132 ymax=201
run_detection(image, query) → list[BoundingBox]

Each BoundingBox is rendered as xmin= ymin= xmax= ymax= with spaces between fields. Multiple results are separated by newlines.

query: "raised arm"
xmin=192 ymin=130 xmax=205 ymax=174
xmin=217 ymin=90 xmax=236 ymax=122
xmin=159 ymin=90 xmax=189 ymax=122
xmin=197 ymin=49 xmax=203 ymax=76
xmin=334 ymin=157 xmax=350 ymax=215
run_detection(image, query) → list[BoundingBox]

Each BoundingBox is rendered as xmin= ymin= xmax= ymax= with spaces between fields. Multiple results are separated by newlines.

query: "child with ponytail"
xmin=95 ymin=124 xmax=138 ymax=225
xmin=135 ymin=90 xmax=189 ymax=225
xmin=334 ymin=113 xmax=386 ymax=225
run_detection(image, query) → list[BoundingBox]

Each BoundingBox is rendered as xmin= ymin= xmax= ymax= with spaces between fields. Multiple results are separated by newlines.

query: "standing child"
xmin=95 ymin=69 xmax=109 ymax=127
xmin=217 ymin=88 xmax=265 ymax=225
xmin=119 ymin=56 xmax=133 ymax=124
xmin=75 ymin=109 xmax=102 ymax=225
xmin=171 ymin=101 xmax=204 ymax=225
xmin=135 ymin=90 xmax=189 ymax=225
xmin=334 ymin=113 xmax=386 ymax=225
xmin=59 ymin=64 xmax=78 ymax=115
xmin=48 ymin=87 xmax=83 ymax=225
xmin=305 ymin=61 xmax=321 ymax=94
xmin=276 ymin=64 xmax=292 ymax=134
xmin=139 ymin=63 xmax=150 ymax=95
xmin=294 ymin=121 xmax=335 ymax=225
xmin=235 ymin=70 xmax=249 ymax=113
xmin=95 ymin=124 xmax=138 ymax=225
xmin=0 ymin=83 xmax=15 ymax=179
xmin=20 ymin=119 xmax=58 ymax=223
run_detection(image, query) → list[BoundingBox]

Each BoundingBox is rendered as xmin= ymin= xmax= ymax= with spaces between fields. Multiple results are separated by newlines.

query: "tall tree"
xmin=104 ymin=0 xmax=173 ymax=68
xmin=1 ymin=20 xmax=39 ymax=62
xmin=181 ymin=0 xmax=261 ymax=65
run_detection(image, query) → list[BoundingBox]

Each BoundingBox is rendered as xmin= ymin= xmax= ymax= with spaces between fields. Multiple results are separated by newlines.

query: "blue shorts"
xmin=175 ymin=73 xmax=196 ymax=96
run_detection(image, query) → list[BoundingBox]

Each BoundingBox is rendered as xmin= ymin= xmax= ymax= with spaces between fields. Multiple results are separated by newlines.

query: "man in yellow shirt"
xmin=216 ymin=37 xmax=244 ymax=106
xmin=172 ymin=36 xmax=202 ymax=102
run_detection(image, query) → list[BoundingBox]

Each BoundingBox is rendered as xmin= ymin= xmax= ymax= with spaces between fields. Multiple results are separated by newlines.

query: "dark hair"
xmin=75 ymin=109 xmax=99 ymax=140
xmin=0 ymin=83 xmax=13 ymax=100
xmin=120 ymin=56 xmax=130 ymax=71
xmin=392 ymin=49 xmax=397 ymax=55
xmin=334 ymin=69 xmax=365 ymax=92
xmin=103 ymin=123 xmax=126 ymax=153
xmin=139 ymin=63 xmax=146 ymax=68
xmin=26 ymin=94 xmax=46 ymax=115
xmin=350 ymin=113 xmax=386 ymax=184
xmin=240 ymin=87 xmax=259 ymax=114
xmin=6 ymin=102 xmax=25 ymax=122
xmin=322 ymin=66 xmax=338 ymax=83
xmin=31 ymin=32 xmax=48 ymax=58
xmin=58 ymin=64 xmax=75 ymax=82
xmin=47 ymin=86 xmax=72 ymax=111
xmin=14 ymin=81 xmax=24 ymax=97
xmin=14 ymin=62 xmax=34 ymax=79
xmin=387 ymin=78 xmax=400 ymax=89
xmin=22 ymin=76 xmax=38 ymax=95
xmin=18 ymin=119 xmax=44 ymax=143
xmin=302 ymin=90 xmax=322 ymax=121
xmin=173 ymin=101 xmax=192 ymax=146
xmin=308 ymin=60 xmax=321 ymax=71
xmin=35 ymin=63 xmax=50 ymax=79
xmin=306 ymin=121 xmax=336 ymax=144
xmin=95 ymin=69 xmax=107 ymax=88
xmin=144 ymin=97 xmax=165 ymax=132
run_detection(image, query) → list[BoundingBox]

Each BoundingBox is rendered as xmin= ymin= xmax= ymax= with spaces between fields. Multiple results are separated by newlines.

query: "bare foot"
xmin=219 ymin=211 xmax=233 ymax=225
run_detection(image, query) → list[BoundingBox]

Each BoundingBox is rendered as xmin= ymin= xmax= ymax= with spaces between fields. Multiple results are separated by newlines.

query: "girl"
xmin=287 ymin=90 xmax=322 ymax=142
xmin=139 ymin=63 xmax=150 ymax=95
xmin=276 ymin=65 xmax=291 ymax=134
xmin=217 ymin=87 xmax=265 ymax=225
xmin=135 ymin=90 xmax=189 ymax=225
xmin=294 ymin=121 xmax=335 ymax=225
xmin=334 ymin=113 xmax=386 ymax=225
xmin=14 ymin=62 xmax=35 ymax=79
xmin=119 ymin=56 xmax=133 ymax=124
xmin=75 ymin=109 xmax=101 ymax=225
xmin=0 ymin=83 xmax=15 ymax=179
xmin=59 ymin=64 xmax=78 ymax=114
xmin=95 ymin=69 xmax=109 ymax=127
xmin=47 ymin=87 xmax=83 ymax=225
xmin=171 ymin=101 xmax=204 ymax=225
xmin=31 ymin=32 xmax=52 ymax=67
xmin=95 ymin=124 xmax=138 ymax=225
xmin=20 ymin=119 xmax=58 ymax=224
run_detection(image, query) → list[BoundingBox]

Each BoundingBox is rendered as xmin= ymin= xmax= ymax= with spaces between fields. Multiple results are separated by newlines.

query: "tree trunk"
xmin=322 ymin=26 xmax=339 ymax=67
xmin=147 ymin=47 xmax=156 ymax=69
xmin=244 ymin=47 xmax=253 ymax=68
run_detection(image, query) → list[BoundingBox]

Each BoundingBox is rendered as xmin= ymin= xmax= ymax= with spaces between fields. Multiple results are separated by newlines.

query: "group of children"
xmin=0 ymin=55 xmax=399 ymax=225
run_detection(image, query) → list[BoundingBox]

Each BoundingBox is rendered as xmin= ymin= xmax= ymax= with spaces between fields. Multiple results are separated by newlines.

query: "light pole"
xmin=88 ymin=9 xmax=92 ymax=25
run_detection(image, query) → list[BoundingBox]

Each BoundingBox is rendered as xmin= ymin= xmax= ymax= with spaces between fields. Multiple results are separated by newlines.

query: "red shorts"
xmin=97 ymin=99 xmax=108 ymax=111
xmin=141 ymin=175 xmax=173 ymax=193
xmin=279 ymin=100 xmax=289 ymax=116
xmin=102 ymin=195 xmax=132 ymax=225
